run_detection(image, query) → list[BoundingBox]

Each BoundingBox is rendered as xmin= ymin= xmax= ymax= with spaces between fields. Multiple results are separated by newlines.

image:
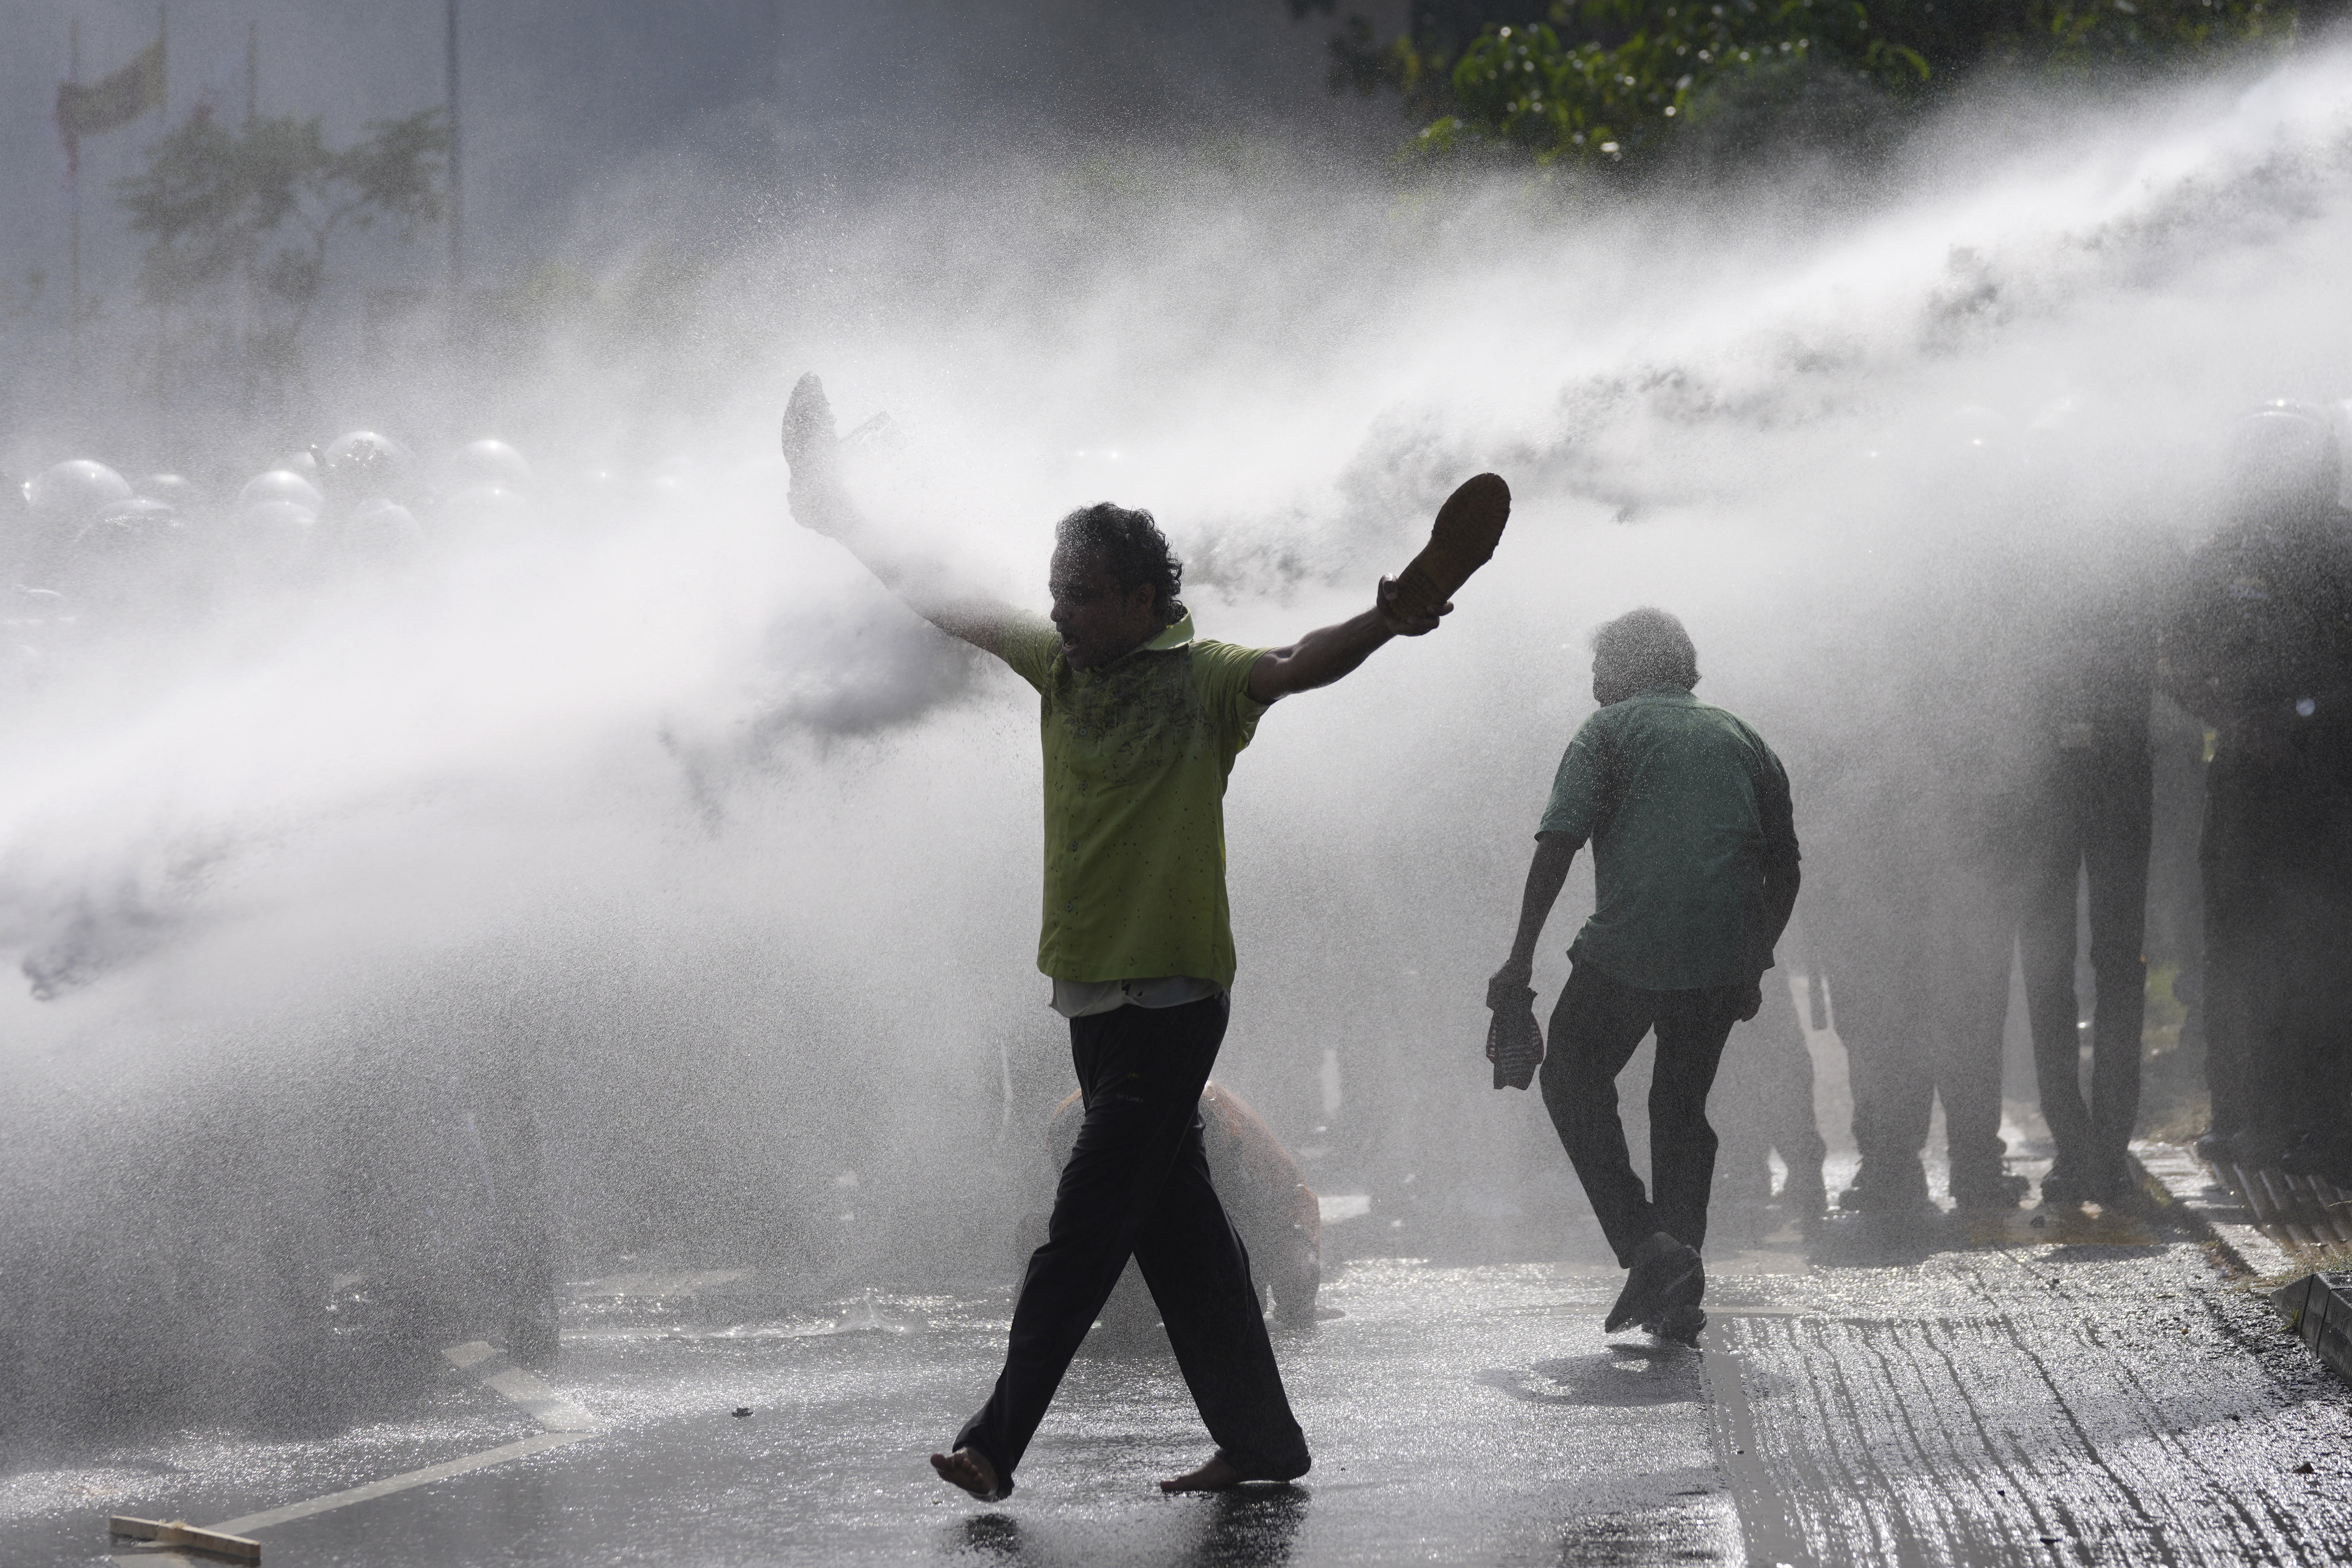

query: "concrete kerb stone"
xmin=2128 ymin=1141 xmax=2296 ymax=1278
xmin=2271 ymin=1271 xmax=2352 ymax=1387
xmin=2131 ymin=1140 xmax=2352 ymax=1389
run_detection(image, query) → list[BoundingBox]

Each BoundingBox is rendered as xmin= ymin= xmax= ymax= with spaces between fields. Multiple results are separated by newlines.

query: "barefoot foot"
xmin=1160 ymin=1454 xmax=1246 ymax=1493
xmin=1160 ymin=1451 xmax=1307 ymax=1493
xmin=930 ymin=1447 xmax=1006 ymax=1501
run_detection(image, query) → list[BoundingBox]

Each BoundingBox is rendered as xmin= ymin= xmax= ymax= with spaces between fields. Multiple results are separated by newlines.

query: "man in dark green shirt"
xmin=1490 ymin=608 xmax=1798 ymax=1343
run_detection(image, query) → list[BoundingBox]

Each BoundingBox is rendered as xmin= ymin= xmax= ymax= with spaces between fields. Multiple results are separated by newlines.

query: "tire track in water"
xmin=1717 ymin=1283 xmax=2352 ymax=1566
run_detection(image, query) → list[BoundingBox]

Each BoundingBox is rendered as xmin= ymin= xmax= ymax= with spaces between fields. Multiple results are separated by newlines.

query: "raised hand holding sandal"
xmin=1388 ymin=472 xmax=1512 ymax=622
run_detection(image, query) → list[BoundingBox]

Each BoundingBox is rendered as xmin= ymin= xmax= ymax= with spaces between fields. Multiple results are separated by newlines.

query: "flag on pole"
xmin=57 ymin=28 xmax=166 ymax=173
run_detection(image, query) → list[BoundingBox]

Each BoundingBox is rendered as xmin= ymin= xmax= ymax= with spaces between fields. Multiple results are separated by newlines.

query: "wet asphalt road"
xmin=10 ymin=1174 xmax=2352 ymax=1565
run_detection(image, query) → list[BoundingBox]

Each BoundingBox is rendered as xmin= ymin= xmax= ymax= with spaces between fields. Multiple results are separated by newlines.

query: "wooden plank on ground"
xmin=108 ymin=1517 xmax=261 ymax=1562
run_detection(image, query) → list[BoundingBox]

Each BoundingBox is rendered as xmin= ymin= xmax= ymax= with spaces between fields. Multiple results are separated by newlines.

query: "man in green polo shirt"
xmin=1489 ymin=608 xmax=1799 ymax=1345
xmin=780 ymin=375 xmax=1448 ymax=1501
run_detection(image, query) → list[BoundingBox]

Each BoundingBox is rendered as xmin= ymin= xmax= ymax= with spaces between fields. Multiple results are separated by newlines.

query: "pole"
xmin=446 ymin=0 xmax=463 ymax=296
xmin=68 ymin=16 xmax=82 ymax=402
xmin=765 ymin=0 xmax=782 ymax=100
xmin=245 ymin=19 xmax=257 ymax=124
xmin=156 ymin=3 xmax=170 ymax=461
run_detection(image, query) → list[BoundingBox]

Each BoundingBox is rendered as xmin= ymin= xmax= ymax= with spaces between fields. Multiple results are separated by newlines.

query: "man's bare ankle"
xmin=1159 ymin=1453 xmax=1245 ymax=1494
xmin=929 ymin=1446 xmax=1004 ymax=1500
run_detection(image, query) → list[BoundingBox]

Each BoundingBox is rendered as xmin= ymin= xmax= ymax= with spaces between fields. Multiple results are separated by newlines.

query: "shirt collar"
xmin=1142 ymin=614 xmax=1195 ymax=652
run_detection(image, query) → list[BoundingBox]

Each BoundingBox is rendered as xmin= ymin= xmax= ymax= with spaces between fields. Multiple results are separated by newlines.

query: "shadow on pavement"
xmin=1806 ymin=1198 xmax=2169 ymax=1269
xmin=1478 ymin=1347 xmax=1701 ymax=1408
xmin=951 ymin=1485 xmax=1306 ymax=1566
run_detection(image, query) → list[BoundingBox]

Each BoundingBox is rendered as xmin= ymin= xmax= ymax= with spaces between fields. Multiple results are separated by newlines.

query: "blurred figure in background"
xmin=1807 ymin=744 xmax=1942 ymax=1219
xmin=327 ymin=1009 xmax=563 ymax=1371
xmin=1708 ymin=923 xmax=1828 ymax=1243
xmin=2162 ymin=402 xmax=2352 ymax=1179
xmin=1019 ymin=1081 xmax=1322 ymax=1342
xmin=2019 ymin=536 xmax=2168 ymax=1206
xmin=1824 ymin=504 xmax=2036 ymax=1216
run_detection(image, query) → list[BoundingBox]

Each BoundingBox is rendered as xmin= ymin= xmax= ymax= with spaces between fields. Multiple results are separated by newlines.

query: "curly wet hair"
xmin=1591 ymin=606 xmax=1700 ymax=690
xmin=1056 ymin=502 xmax=1186 ymax=625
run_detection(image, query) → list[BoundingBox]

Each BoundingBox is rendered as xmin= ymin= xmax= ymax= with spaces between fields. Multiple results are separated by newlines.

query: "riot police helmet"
xmin=25 ymin=460 xmax=134 ymax=525
xmin=318 ymin=430 xmax=415 ymax=505
xmin=238 ymin=468 xmax=325 ymax=514
xmin=2226 ymin=401 xmax=2339 ymax=522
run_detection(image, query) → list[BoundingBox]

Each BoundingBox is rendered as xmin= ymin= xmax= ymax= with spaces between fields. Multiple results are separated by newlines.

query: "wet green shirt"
xmin=996 ymin=613 xmax=1270 ymax=990
xmin=1539 ymin=685 xmax=1798 ymax=991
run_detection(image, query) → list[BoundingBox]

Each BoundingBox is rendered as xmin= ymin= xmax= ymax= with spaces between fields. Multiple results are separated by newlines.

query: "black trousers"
xmin=2200 ymin=753 xmax=2352 ymax=1143
xmin=1829 ymin=811 xmax=2029 ymax=1189
xmin=1710 ymin=968 xmax=1827 ymax=1201
xmin=1540 ymin=962 xmax=1745 ymax=1266
xmin=2019 ymin=751 xmax=2151 ymax=1173
xmin=1812 ymin=843 xmax=1939 ymax=1182
xmin=956 ymin=995 xmax=1308 ymax=1488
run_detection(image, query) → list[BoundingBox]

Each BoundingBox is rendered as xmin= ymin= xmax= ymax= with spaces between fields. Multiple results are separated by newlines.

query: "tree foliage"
xmin=1295 ymin=0 xmax=2318 ymax=169
xmin=115 ymin=107 xmax=448 ymax=383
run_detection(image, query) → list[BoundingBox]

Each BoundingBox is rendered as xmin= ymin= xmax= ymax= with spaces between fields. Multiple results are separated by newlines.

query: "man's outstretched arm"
xmin=782 ymin=374 xmax=1019 ymax=657
xmin=1247 ymin=581 xmax=1447 ymax=704
xmin=1488 ymin=832 xmax=1581 ymax=1003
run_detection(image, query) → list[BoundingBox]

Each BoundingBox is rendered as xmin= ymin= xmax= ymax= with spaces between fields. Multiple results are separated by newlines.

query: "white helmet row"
xmin=238 ymin=468 xmax=326 ymax=514
xmin=24 ymin=460 xmax=134 ymax=524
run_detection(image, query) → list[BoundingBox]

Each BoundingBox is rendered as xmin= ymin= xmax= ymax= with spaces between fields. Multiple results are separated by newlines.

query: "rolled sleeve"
xmin=1537 ymin=718 xmax=1606 ymax=839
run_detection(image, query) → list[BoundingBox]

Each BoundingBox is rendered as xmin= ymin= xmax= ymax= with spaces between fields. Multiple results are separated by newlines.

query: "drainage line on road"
xmin=1699 ymin=1335 xmax=1814 ymax=1568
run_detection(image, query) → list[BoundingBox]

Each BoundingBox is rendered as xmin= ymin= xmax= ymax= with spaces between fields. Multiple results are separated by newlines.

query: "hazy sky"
xmin=0 ymin=1 xmax=1402 ymax=339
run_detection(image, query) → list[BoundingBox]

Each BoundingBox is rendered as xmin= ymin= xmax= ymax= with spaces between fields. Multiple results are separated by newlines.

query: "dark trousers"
xmin=2020 ymin=753 xmax=2151 ymax=1172
xmin=2200 ymin=753 xmax=2352 ymax=1143
xmin=1540 ymin=962 xmax=1745 ymax=1266
xmin=1813 ymin=853 xmax=1938 ymax=1181
xmin=1830 ymin=814 xmax=2028 ymax=1188
xmin=1711 ymin=969 xmax=1827 ymax=1201
xmin=956 ymin=996 xmax=1308 ymax=1488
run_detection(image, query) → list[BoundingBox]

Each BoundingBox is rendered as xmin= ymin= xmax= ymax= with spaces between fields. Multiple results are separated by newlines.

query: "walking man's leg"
xmin=1540 ymin=963 xmax=1667 ymax=1264
xmin=1645 ymin=986 xmax=1746 ymax=1253
xmin=1130 ymin=1063 xmax=1310 ymax=1491
xmin=939 ymin=998 xmax=1234 ymax=1498
xmin=1540 ymin=963 xmax=1711 ymax=1338
xmin=2198 ymin=774 xmax=2256 ymax=1154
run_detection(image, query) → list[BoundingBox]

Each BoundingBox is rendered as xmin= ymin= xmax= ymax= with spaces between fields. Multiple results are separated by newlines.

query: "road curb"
xmin=2127 ymin=1141 xmax=2296 ymax=1279
xmin=2272 ymin=1271 xmax=2352 ymax=1387
xmin=2131 ymin=1141 xmax=2352 ymax=1393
